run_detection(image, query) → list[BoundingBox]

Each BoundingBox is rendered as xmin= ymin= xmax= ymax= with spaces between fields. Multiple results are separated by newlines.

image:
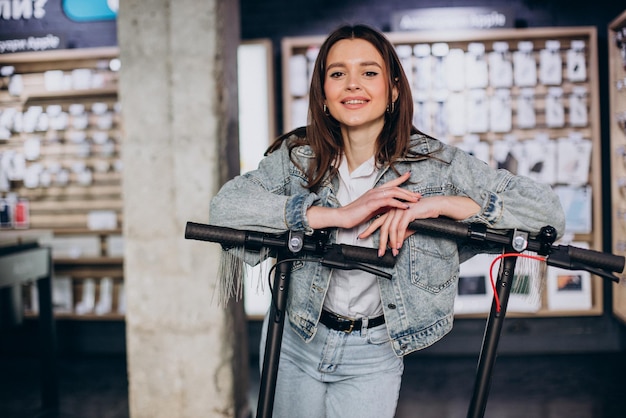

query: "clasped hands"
xmin=306 ymin=171 xmax=479 ymax=257
xmin=355 ymin=171 xmax=436 ymax=257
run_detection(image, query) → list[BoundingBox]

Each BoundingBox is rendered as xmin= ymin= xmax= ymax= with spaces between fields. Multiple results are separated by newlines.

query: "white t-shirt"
xmin=322 ymin=155 xmax=384 ymax=318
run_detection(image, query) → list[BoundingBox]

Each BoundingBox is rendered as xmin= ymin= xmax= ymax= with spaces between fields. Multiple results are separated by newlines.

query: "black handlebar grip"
xmin=567 ymin=246 xmax=625 ymax=273
xmin=408 ymin=218 xmax=470 ymax=240
xmin=184 ymin=222 xmax=247 ymax=247
xmin=340 ymin=245 xmax=396 ymax=268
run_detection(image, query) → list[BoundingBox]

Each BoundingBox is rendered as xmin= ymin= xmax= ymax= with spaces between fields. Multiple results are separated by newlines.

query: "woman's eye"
xmin=364 ymin=71 xmax=379 ymax=77
xmin=329 ymin=71 xmax=344 ymax=78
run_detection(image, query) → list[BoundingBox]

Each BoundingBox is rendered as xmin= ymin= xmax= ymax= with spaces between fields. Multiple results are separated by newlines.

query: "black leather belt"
xmin=320 ymin=309 xmax=385 ymax=333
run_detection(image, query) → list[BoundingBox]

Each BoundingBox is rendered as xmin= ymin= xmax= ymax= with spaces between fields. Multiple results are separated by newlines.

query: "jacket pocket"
xmin=407 ymin=234 xmax=458 ymax=293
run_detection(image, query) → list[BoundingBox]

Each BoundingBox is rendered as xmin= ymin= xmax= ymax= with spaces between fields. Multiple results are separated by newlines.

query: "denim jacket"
xmin=209 ymin=133 xmax=566 ymax=356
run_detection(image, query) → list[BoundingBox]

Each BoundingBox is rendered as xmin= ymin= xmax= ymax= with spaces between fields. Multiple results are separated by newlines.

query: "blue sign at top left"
xmin=63 ymin=0 xmax=118 ymax=22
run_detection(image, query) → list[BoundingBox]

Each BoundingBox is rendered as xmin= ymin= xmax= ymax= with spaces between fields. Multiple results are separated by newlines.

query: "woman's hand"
xmin=306 ymin=171 xmax=420 ymax=230
xmin=359 ymin=196 xmax=481 ymax=256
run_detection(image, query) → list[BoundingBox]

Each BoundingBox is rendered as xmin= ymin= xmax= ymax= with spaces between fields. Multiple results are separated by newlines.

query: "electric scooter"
xmin=185 ymin=218 xmax=624 ymax=418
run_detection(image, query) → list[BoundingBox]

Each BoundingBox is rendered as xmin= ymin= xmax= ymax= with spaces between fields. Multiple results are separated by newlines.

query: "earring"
xmin=387 ymin=102 xmax=395 ymax=113
xmin=323 ymin=104 xmax=329 ymax=115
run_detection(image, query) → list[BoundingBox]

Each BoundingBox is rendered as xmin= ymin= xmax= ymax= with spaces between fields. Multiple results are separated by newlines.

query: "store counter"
xmin=0 ymin=229 xmax=58 ymax=411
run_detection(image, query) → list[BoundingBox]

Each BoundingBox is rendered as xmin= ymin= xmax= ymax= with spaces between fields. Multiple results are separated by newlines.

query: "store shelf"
xmin=24 ymin=311 xmax=125 ymax=321
xmin=23 ymin=87 xmax=118 ymax=105
xmin=0 ymin=47 xmax=124 ymax=321
xmin=610 ymin=10 xmax=626 ymax=324
xmin=53 ymin=258 xmax=123 ymax=277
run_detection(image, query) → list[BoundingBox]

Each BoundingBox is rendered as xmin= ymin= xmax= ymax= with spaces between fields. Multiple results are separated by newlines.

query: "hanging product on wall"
xmin=545 ymin=87 xmax=565 ymax=128
xmin=513 ymin=41 xmax=537 ymax=87
xmin=539 ymin=40 xmax=563 ymax=85
xmin=569 ymin=86 xmax=589 ymax=127
xmin=567 ymin=40 xmax=588 ymax=82
xmin=447 ymin=92 xmax=466 ymax=136
xmin=516 ymin=88 xmax=536 ymax=129
xmin=446 ymin=48 xmax=466 ymax=91
xmin=490 ymin=88 xmax=512 ymax=133
xmin=466 ymin=42 xmax=489 ymax=89
xmin=489 ymin=41 xmax=513 ymax=88
xmin=413 ymin=44 xmax=432 ymax=91
xmin=523 ymin=133 xmax=558 ymax=185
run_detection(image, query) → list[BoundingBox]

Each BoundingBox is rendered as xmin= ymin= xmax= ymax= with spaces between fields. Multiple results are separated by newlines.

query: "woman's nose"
xmin=346 ymin=74 xmax=361 ymax=90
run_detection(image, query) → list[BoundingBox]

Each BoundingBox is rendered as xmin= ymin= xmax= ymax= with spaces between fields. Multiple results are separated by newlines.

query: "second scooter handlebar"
xmin=408 ymin=218 xmax=625 ymax=275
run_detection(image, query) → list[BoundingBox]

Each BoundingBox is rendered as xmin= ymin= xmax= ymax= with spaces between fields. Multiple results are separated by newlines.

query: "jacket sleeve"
xmin=450 ymin=147 xmax=566 ymax=237
xmin=209 ymin=139 xmax=320 ymax=234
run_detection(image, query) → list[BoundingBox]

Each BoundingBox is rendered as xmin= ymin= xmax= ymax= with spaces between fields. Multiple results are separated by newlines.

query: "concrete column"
xmin=117 ymin=1 xmax=246 ymax=417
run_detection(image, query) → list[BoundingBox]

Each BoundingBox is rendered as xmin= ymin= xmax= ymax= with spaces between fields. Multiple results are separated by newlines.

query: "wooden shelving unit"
xmin=0 ymin=47 xmax=124 ymax=320
xmin=281 ymin=27 xmax=603 ymax=317
xmin=609 ymin=11 xmax=626 ymax=323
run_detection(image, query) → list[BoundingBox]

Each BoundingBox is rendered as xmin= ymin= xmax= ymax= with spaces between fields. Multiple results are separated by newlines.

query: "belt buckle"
xmin=344 ymin=320 xmax=355 ymax=333
xmin=335 ymin=313 xmax=356 ymax=333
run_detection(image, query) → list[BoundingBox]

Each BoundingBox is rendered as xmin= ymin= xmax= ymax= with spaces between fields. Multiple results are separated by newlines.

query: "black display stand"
xmin=0 ymin=242 xmax=58 ymax=412
xmin=185 ymin=219 xmax=624 ymax=418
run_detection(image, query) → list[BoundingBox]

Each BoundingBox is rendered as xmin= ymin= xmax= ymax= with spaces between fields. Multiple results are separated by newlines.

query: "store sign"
xmin=0 ymin=0 xmax=48 ymax=20
xmin=0 ymin=0 xmax=116 ymax=53
xmin=391 ymin=7 xmax=513 ymax=32
xmin=0 ymin=0 xmax=118 ymax=22
xmin=0 ymin=33 xmax=64 ymax=53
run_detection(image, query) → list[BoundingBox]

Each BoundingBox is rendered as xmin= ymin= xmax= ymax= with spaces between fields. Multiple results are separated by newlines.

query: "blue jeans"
xmin=260 ymin=314 xmax=404 ymax=418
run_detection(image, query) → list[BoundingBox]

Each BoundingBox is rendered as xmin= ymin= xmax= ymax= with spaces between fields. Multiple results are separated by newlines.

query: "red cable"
xmin=489 ymin=253 xmax=547 ymax=312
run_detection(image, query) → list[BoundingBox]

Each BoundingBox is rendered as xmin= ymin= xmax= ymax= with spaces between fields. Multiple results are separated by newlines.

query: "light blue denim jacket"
xmin=209 ymin=133 xmax=566 ymax=356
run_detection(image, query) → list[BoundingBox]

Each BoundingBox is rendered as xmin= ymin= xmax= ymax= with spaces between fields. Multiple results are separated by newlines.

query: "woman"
xmin=210 ymin=24 xmax=565 ymax=418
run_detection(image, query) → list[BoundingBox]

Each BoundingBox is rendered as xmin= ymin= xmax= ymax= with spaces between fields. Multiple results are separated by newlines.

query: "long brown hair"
xmin=267 ymin=24 xmax=418 ymax=191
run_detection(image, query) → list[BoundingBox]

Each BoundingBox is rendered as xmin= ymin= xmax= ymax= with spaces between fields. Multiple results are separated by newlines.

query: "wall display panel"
xmin=0 ymin=47 xmax=124 ymax=320
xmin=281 ymin=27 xmax=603 ymax=317
xmin=609 ymin=11 xmax=626 ymax=323
xmin=237 ymin=39 xmax=276 ymax=319
xmin=0 ymin=42 xmax=277 ymax=321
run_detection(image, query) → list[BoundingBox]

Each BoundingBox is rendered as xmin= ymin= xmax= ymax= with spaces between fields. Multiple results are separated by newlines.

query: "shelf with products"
xmin=18 ymin=228 xmax=126 ymax=321
xmin=23 ymin=275 xmax=125 ymax=321
xmin=281 ymin=26 xmax=603 ymax=317
xmin=609 ymin=11 xmax=626 ymax=323
xmin=0 ymin=47 xmax=124 ymax=321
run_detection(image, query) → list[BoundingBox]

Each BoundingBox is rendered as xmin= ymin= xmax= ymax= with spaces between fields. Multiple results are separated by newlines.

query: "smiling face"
xmin=323 ymin=38 xmax=398 ymax=136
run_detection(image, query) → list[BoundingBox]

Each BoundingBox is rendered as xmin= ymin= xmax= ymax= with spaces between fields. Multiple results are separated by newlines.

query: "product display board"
xmin=609 ymin=11 xmax=626 ymax=323
xmin=237 ymin=40 xmax=277 ymax=318
xmin=281 ymin=27 xmax=603 ymax=317
xmin=0 ymin=47 xmax=124 ymax=320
